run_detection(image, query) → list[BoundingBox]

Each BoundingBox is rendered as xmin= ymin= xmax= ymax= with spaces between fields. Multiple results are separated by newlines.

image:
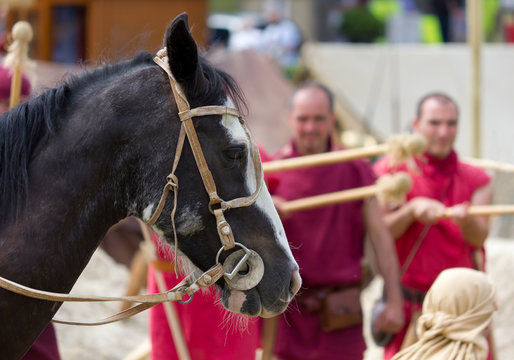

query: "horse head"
xmin=135 ymin=14 xmax=300 ymax=317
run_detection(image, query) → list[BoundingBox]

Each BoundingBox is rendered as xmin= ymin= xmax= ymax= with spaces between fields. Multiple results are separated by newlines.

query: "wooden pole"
xmin=264 ymin=144 xmax=389 ymax=173
xmin=259 ymin=317 xmax=279 ymax=360
xmin=119 ymin=249 xmax=148 ymax=312
xmin=463 ymin=157 xmax=514 ymax=173
xmin=138 ymin=220 xmax=191 ymax=360
xmin=439 ymin=204 xmax=514 ymax=217
xmin=263 ymin=133 xmax=425 ymax=173
xmin=281 ymin=172 xmax=411 ymax=213
xmin=6 ymin=20 xmax=32 ymax=109
xmin=154 ymin=269 xmax=191 ymax=360
xmin=467 ymin=0 xmax=482 ymax=158
xmin=282 ymin=184 xmax=379 ymax=213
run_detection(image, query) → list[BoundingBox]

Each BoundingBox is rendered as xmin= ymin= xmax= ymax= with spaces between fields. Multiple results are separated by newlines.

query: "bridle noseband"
xmin=150 ymin=49 xmax=265 ymax=291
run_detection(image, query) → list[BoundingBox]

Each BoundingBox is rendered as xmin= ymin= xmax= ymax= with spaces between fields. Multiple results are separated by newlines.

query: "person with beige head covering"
xmin=392 ymin=267 xmax=496 ymax=360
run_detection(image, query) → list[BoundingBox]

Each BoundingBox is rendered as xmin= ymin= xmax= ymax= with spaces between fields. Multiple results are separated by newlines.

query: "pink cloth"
xmin=373 ymin=150 xmax=491 ymax=359
xmin=0 ymin=64 xmax=31 ymax=100
xmin=22 ymin=324 xmax=61 ymax=360
xmin=148 ymin=234 xmax=260 ymax=360
xmin=271 ymin=140 xmax=374 ymax=360
xmin=259 ymin=144 xmax=279 ymax=193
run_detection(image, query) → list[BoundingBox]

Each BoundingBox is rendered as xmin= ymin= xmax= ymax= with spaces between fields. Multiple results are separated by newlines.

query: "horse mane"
xmin=0 ymin=50 xmax=245 ymax=224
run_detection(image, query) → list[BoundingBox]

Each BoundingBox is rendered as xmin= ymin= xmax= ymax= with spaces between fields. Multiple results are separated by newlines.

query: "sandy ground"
xmin=54 ymin=250 xmax=148 ymax=360
xmin=54 ymin=237 xmax=514 ymax=360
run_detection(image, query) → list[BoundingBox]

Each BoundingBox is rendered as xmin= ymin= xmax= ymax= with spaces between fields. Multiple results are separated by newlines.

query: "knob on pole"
xmin=5 ymin=20 xmax=33 ymax=109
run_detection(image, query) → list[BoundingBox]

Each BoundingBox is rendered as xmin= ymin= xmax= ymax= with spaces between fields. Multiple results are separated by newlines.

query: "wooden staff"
xmin=138 ymin=220 xmax=191 ymax=360
xmin=468 ymin=0 xmax=483 ymax=158
xmin=5 ymin=20 xmax=33 ymax=109
xmin=438 ymin=204 xmax=514 ymax=218
xmin=282 ymin=172 xmax=411 ymax=213
xmin=122 ymin=338 xmax=151 ymax=360
xmin=258 ymin=316 xmax=279 ymax=360
xmin=119 ymin=248 xmax=148 ymax=312
xmin=463 ymin=157 xmax=514 ymax=173
xmin=263 ymin=133 xmax=426 ymax=173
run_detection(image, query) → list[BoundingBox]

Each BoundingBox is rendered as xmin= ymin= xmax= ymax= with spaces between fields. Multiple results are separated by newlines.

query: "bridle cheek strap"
xmin=150 ymin=50 xmax=264 ymax=253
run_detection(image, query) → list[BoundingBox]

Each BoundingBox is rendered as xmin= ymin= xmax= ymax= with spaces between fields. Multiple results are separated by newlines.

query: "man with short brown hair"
xmin=374 ymin=92 xmax=492 ymax=359
xmin=270 ymin=81 xmax=404 ymax=360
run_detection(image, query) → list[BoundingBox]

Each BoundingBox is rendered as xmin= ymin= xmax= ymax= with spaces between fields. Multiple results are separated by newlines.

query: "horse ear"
xmin=165 ymin=13 xmax=206 ymax=87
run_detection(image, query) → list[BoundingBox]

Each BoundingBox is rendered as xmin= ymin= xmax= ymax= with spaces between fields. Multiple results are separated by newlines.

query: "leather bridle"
xmin=150 ymin=48 xmax=265 ymax=289
xmin=0 ymin=48 xmax=266 ymax=325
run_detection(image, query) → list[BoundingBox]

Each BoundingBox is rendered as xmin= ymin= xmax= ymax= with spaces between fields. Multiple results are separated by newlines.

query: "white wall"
xmin=302 ymin=43 xmax=514 ymax=163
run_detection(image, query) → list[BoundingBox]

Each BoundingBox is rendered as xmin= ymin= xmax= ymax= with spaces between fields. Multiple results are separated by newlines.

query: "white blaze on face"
xmin=220 ymin=99 xmax=295 ymax=261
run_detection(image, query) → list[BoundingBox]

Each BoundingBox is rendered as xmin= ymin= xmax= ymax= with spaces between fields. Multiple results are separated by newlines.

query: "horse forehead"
xmin=220 ymin=99 xmax=247 ymax=142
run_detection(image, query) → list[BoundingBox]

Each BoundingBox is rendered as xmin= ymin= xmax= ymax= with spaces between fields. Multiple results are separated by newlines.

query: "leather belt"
xmin=402 ymin=285 xmax=426 ymax=304
xmin=151 ymin=260 xmax=176 ymax=274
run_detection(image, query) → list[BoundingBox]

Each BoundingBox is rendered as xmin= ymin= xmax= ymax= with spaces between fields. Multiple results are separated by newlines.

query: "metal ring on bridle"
xmin=208 ymin=201 xmax=224 ymax=215
xmin=176 ymin=286 xmax=194 ymax=304
xmin=216 ymin=242 xmax=265 ymax=291
xmin=216 ymin=242 xmax=251 ymax=279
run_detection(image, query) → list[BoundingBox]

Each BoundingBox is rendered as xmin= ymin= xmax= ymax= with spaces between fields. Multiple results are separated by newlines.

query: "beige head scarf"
xmin=392 ymin=268 xmax=496 ymax=360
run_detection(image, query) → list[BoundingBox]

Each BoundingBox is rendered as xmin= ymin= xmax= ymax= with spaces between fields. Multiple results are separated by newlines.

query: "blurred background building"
xmin=3 ymin=0 xmax=513 ymax=64
xmin=4 ymin=0 xmax=514 ymax=238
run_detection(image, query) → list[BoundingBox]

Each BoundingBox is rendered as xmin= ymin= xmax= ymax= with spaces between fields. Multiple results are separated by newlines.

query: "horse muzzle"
xmin=219 ymin=248 xmax=301 ymax=317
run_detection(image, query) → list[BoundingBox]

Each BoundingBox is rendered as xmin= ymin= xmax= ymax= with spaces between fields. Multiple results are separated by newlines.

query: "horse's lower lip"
xmin=259 ymin=307 xmax=282 ymax=318
xmin=222 ymin=285 xmax=292 ymax=317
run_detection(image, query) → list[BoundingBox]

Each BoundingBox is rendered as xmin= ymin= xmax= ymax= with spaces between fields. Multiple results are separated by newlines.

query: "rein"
xmin=0 ymin=48 xmax=265 ymax=325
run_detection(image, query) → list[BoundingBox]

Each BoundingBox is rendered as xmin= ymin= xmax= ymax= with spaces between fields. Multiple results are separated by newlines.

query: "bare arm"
xmin=450 ymin=183 xmax=492 ymax=248
xmin=364 ymin=196 xmax=405 ymax=333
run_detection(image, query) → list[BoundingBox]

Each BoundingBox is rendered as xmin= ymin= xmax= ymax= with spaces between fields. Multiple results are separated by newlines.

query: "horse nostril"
xmin=237 ymin=262 xmax=249 ymax=276
xmin=289 ymin=270 xmax=302 ymax=297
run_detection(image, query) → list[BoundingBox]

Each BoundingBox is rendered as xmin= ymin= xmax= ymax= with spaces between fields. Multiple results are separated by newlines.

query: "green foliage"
xmin=340 ymin=5 xmax=385 ymax=43
xmin=209 ymin=0 xmax=239 ymax=12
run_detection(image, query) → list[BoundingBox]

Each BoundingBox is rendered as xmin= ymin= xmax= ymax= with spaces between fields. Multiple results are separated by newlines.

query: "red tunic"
xmin=271 ymin=140 xmax=375 ymax=360
xmin=22 ymin=324 xmax=60 ymax=360
xmin=147 ymin=233 xmax=260 ymax=360
xmin=373 ymin=150 xmax=491 ymax=359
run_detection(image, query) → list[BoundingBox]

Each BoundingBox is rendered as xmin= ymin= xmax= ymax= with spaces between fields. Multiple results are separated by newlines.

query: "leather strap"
xmin=0 ymin=263 xmax=223 ymax=304
xmin=48 ymin=264 xmax=224 ymax=326
xmin=150 ymin=49 xmax=264 ymax=251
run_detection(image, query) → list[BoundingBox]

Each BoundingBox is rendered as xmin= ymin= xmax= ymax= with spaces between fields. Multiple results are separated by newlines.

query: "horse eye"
xmin=223 ymin=146 xmax=247 ymax=161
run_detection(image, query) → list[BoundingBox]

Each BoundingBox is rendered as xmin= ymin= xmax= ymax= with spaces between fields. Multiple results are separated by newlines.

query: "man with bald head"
xmin=374 ymin=92 xmax=493 ymax=359
xmin=269 ymin=81 xmax=404 ymax=360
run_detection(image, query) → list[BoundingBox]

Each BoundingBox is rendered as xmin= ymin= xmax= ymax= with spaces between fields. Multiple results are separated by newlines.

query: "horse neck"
xmin=0 ymin=61 xmax=179 ymax=357
xmin=0 ymin=114 xmax=131 ymax=358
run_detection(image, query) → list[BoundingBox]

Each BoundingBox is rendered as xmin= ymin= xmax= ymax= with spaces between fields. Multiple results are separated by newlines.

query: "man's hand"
xmin=373 ymin=300 xmax=405 ymax=334
xmin=272 ymin=195 xmax=291 ymax=220
xmin=409 ymin=197 xmax=446 ymax=225
xmin=447 ymin=201 xmax=471 ymax=226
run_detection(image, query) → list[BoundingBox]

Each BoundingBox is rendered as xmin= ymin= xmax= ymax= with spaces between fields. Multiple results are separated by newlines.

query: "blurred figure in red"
xmin=0 ymin=63 xmax=31 ymax=112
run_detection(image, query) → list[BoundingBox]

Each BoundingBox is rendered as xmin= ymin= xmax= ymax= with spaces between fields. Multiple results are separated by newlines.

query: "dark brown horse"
xmin=0 ymin=14 xmax=300 ymax=358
